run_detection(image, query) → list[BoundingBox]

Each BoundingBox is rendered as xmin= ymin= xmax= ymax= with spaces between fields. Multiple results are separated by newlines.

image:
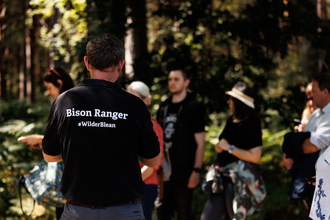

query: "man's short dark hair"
xmin=171 ymin=69 xmax=189 ymax=80
xmin=312 ymin=73 xmax=330 ymax=93
xmin=86 ymin=33 xmax=124 ymax=71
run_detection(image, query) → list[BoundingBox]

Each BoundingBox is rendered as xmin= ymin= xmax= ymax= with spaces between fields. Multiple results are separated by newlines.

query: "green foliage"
xmin=28 ymin=0 xmax=88 ymax=63
xmin=145 ymin=0 xmax=324 ymax=130
xmin=0 ymin=100 xmax=50 ymax=218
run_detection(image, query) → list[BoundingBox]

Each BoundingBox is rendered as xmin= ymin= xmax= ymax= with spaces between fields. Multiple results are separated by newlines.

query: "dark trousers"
xmin=141 ymin=184 xmax=158 ymax=220
xmin=200 ymin=177 xmax=234 ymax=220
xmin=155 ymin=180 xmax=194 ymax=220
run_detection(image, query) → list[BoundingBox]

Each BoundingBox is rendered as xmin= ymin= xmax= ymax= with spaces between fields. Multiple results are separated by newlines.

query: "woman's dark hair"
xmin=232 ymin=97 xmax=257 ymax=120
xmin=44 ymin=66 xmax=74 ymax=94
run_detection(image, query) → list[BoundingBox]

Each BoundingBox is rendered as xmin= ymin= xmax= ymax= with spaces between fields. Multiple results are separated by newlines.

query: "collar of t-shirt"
xmin=79 ymin=79 xmax=122 ymax=91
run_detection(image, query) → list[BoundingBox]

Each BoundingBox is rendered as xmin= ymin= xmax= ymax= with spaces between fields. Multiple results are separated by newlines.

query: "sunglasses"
xmin=48 ymin=67 xmax=62 ymax=79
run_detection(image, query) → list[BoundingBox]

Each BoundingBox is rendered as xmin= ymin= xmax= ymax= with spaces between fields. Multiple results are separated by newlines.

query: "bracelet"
xmin=228 ymin=145 xmax=235 ymax=154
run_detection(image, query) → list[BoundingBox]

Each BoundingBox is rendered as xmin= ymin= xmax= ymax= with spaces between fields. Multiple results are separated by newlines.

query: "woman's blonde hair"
xmin=127 ymin=81 xmax=151 ymax=104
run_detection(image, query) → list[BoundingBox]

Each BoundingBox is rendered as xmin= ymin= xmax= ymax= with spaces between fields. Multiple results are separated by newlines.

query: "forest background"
xmin=0 ymin=0 xmax=330 ymax=219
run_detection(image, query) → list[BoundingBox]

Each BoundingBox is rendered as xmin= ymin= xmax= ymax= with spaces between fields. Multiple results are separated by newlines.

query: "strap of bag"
xmin=18 ymin=175 xmax=35 ymax=216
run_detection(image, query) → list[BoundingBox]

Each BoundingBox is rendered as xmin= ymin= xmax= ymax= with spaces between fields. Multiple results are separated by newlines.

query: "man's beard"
xmin=170 ymin=87 xmax=184 ymax=95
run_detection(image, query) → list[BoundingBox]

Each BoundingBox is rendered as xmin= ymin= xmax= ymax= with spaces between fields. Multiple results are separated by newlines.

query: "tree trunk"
xmin=26 ymin=21 xmax=32 ymax=102
xmin=301 ymin=0 xmax=328 ymax=75
xmin=317 ymin=0 xmax=330 ymax=73
xmin=126 ymin=0 xmax=149 ymax=83
xmin=19 ymin=0 xmax=27 ymax=101
xmin=29 ymin=14 xmax=38 ymax=102
xmin=0 ymin=0 xmax=6 ymax=99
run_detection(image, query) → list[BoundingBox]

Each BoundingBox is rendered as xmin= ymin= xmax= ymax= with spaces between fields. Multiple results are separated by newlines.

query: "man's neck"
xmin=172 ymin=90 xmax=187 ymax=103
xmin=90 ymin=69 xmax=119 ymax=83
xmin=320 ymin=101 xmax=330 ymax=110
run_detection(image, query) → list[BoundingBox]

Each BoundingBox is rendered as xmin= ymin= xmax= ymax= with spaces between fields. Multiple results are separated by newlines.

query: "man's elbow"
xmin=42 ymin=152 xmax=62 ymax=162
xmin=302 ymin=138 xmax=319 ymax=154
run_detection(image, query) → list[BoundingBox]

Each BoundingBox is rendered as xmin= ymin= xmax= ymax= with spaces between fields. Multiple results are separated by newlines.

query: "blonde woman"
xmin=127 ymin=81 xmax=164 ymax=220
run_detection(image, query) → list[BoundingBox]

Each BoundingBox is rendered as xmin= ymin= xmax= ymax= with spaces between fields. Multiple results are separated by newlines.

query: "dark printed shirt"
xmin=42 ymin=79 xmax=160 ymax=206
xmin=157 ymin=93 xmax=205 ymax=179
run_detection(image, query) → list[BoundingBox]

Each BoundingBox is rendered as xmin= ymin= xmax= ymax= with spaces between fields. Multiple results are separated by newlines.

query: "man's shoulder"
xmin=158 ymin=97 xmax=171 ymax=112
xmin=184 ymin=94 xmax=203 ymax=111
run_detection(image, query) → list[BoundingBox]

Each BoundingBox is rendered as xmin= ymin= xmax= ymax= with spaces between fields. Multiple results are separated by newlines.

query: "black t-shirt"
xmin=42 ymin=79 xmax=160 ymax=205
xmin=164 ymin=101 xmax=185 ymax=148
xmin=216 ymin=115 xmax=262 ymax=167
xmin=157 ymin=94 xmax=205 ymax=179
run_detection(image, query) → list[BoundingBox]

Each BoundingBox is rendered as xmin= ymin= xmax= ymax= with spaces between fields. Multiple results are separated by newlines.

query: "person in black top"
xmin=18 ymin=67 xmax=74 ymax=220
xmin=42 ymin=33 xmax=161 ymax=220
xmin=155 ymin=69 xmax=206 ymax=220
xmin=201 ymin=82 xmax=263 ymax=220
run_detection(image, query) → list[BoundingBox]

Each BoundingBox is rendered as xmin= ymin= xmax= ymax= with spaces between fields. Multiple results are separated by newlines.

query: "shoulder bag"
xmin=201 ymin=165 xmax=223 ymax=194
xmin=19 ymin=160 xmax=66 ymax=216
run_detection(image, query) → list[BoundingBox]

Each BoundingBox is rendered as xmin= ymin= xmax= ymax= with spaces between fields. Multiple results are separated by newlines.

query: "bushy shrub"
xmin=0 ymin=99 xmax=51 ymax=218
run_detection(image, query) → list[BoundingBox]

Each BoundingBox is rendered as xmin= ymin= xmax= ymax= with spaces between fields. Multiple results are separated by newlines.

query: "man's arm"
xmin=141 ymin=165 xmax=154 ymax=181
xmin=17 ymin=134 xmax=44 ymax=150
xmin=302 ymin=138 xmax=319 ymax=154
xmin=187 ymin=131 xmax=206 ymax=189
xmin=42 ymin=152 xmax=63 ymax=162
xmin=139 ymin=152 xmax=161 ymax=168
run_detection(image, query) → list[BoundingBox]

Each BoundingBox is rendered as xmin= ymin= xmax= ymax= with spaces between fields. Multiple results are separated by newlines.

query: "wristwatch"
xmin=192 ymin=167 xmax=201 ymax=173
xmin=228 ymin=145 xmax=235 ymax=154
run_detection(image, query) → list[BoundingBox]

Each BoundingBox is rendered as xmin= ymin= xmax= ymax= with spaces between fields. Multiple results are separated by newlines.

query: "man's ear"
xmin=184 ymin=79 xmax=190 ymax=88
xmin=84 ymin=56 xmax=90 ymax=71
xmin=117 ymin=59 xmax=125 ymax=73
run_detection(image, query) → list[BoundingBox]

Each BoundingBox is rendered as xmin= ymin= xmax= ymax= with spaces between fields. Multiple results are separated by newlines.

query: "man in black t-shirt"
xmin=42 ymin=33 xmax=160 ymax=219
xmin=155 ymin=69 xmax=206 ymax=220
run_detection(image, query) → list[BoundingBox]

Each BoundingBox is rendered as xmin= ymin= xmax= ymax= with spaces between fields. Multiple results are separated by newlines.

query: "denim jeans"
xmin=60 ymin=201 xmax=146 ymax=220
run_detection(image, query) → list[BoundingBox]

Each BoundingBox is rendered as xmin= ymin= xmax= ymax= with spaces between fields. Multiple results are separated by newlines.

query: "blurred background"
xmin=0 ymin=0 xmax=329 ymax=219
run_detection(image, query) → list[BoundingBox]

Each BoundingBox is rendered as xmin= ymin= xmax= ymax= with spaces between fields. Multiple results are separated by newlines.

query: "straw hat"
xmin=225 ymin=82 xmax=255 ymax=109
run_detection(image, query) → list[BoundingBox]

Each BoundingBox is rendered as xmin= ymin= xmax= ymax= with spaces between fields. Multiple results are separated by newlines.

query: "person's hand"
xmin=215 ymin=139 xmax=231 ymax=153
xmin=294 ymin=123 xmax=306 ymax=132
xmin=187 ymin=171 xmax=199 ymax=189
xmin=215 ymin=142 xmax=223 ymax=153
xmin=283 ymin=153 xmax=294 ymax=170
xmin=17 ymin=134 xmax=43 ymax=150
xmin=307 ymin=176 xmax=316 ymax=186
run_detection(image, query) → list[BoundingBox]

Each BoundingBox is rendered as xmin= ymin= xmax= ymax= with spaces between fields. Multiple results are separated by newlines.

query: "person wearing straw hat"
xmin=127 ymin=81 xmax=164 ymax=220
xmin=201 ymin=82 xmax=263 ymax=220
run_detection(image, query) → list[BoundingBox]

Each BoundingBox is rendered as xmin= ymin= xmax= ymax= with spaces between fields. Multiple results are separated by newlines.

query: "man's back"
xmin=43 ymin=79 xmax=160 ymax=206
